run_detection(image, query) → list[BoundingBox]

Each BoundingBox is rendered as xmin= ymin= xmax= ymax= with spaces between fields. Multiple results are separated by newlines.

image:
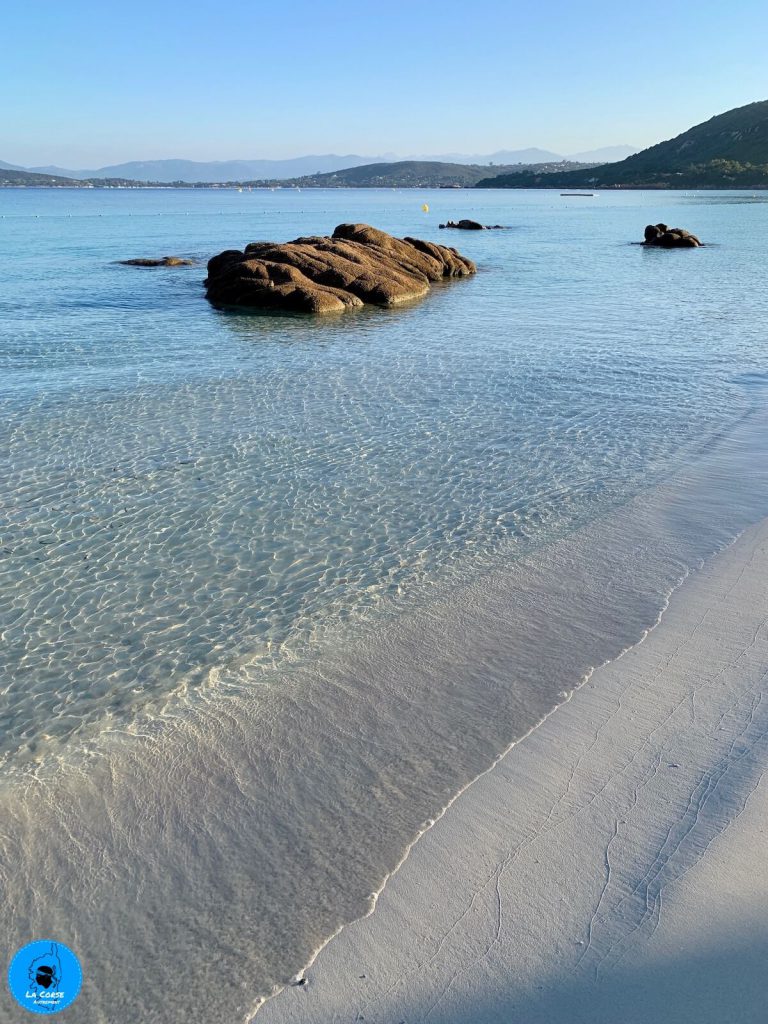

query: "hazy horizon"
xmin=2 ymin=144 xmax=639 ymax=174
xmin=3 ymin=0 xmax=766 ymax=167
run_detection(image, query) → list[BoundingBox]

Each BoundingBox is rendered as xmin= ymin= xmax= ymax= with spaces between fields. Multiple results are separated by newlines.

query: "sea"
xmin=2 ymin=187 xmax=768 ymax=1023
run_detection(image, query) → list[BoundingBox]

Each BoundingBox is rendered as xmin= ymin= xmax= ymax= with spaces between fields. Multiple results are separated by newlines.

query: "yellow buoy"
xmin=422 ymin=203 xmax=429 ymax=213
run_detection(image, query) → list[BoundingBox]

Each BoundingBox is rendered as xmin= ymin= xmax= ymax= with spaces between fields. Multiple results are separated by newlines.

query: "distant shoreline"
xmin=2 ymin=183 xmax=768 ymax=191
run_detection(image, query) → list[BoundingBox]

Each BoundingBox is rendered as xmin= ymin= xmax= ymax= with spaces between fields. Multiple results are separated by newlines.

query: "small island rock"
xmin=204 ymin=223 xmax=476 ymax=314
xmin=439 ymin=219 xmax=506 ymax=230
xmin=642 ymin=223 xmax=701 ymax=248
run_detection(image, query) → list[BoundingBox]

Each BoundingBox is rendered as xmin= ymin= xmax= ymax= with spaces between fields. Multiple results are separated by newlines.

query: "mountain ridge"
xmin=0 ymin=159 xmax=596 ymax=189
xmin=269 ymin=160 xmax=600 ymax=189
xmin=4 ymin=146 xmax=637 ymax=183
xmin=477 ymin=100 xmax=768 ymax=189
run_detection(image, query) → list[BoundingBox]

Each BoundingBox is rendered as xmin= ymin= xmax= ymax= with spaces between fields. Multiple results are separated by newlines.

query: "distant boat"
xmin=561 ymin=193 xmax=596 ymax=197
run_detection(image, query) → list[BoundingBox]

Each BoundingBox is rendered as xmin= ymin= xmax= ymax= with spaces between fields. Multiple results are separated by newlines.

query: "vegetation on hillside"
xmin=0 ymin=160 xmax=594 ymax=190
xmin=0 ymin=167 xmax=237 ymax=189
xmin=477 ymin=99 xmax=768 ymax=189
xmin=268 ymin=159 xmax=598 ymax=189
xmin=0 ymin=167 xmax=82 ymax=187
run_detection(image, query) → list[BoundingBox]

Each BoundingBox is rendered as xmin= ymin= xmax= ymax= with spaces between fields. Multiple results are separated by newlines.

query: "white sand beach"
xmin=258 ymin=517 xmax=768 ymax=1024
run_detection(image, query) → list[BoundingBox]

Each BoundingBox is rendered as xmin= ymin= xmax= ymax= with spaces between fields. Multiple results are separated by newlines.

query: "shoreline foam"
xmin=248 ymin=563 xmax=685 ymax=1019
xmin=4 ymin=396 xmax=768 ymax=1024
xmin=257 ymin=517 xmax=768 ymax=1024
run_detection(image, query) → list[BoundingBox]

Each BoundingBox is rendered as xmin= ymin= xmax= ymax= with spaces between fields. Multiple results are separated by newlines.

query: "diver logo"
xmin=7 ymin=941 xmax=82 ymax=1014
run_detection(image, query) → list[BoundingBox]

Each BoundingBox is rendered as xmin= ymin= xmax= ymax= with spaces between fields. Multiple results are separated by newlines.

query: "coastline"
xmin=258 ymin=516 xmax=768 ymax=1023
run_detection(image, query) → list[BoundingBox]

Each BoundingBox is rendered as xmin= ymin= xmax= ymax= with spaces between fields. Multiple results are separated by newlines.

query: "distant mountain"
xmin=566 ymin=145 xmax=637 ymax=163
xmin=409 ymin=147 xmax=636 ymax=165
xmin=273 ymin=159 xmax=598 ymax=189
xmin=27 ymin=153 xmax=554 ymax=182
xmin=27 ymin=164 xmax=86 ymax=177
xmin=0 ymin=159 xmax=26 ymax=170
xmin=0 ymin=166 xmax=174 ymax=189
xmin=27 ymin=155 xmax=395 ymax=183
xmin=10 ymin=145 xmax=635 ymax=183
xmin=477 ymin=101 xmax=768 ymax=189
xmin=416 ymin=147 xmax=564 ymax=165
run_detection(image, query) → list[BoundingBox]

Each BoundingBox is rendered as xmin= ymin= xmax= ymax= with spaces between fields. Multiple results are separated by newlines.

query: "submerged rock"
xmin=119 ymin=256 xmax=196 ymax=267
xmin=204 ymin=223 xmax=476 ymax=314
xmin=642 ymin=223 xmax=701 ymax=247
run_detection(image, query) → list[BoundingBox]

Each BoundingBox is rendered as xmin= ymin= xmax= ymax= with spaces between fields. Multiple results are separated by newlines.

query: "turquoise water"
xmin=2 ymin=188 xmax=768 ymax=1022
xmin=3 ymin=188 xmax=767 ymax=767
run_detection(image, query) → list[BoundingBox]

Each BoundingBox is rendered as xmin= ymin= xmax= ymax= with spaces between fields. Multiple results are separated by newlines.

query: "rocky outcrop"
xmin=204 ymin=223 xmax=476 ymax=314
xmin=439 ymin=219 xmax=505 ymax=230
xmin=119 ymin=256 xmax=196 ymax=267
xmin=642 ymin=223 xmax=701 ymax=247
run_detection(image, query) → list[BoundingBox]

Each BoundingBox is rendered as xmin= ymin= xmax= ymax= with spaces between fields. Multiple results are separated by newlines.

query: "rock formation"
xmin=204 ymin=223 xmax=476 ymax=314
xmin=119 ymin=256 xmax=196 ymax=267
xmin=439 ymin=219 xmax=505 ymax=230
xmin=642 ymin=224 xmax=702 ymax=248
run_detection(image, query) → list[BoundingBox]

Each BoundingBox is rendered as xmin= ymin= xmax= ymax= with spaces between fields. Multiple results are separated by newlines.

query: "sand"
xmin=257 ymin=517 xmax=768 ymax=1024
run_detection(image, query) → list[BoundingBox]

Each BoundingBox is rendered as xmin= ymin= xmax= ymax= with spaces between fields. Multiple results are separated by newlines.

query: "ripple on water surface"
xmin=4 ymin=189 xmax=768 ymax=1021
xmin=2 ymin=189 xmax=768 ymax=770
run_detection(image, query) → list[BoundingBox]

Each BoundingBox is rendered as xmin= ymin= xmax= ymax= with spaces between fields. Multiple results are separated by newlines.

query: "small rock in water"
xmin=440 ymin=218 xmax=484 ymax=230
xmin=642 ymin=223 xmax=701 ymax=247
xmin=439 ymin=218 xmax=506 ymax=230
xmin=119 ymin=256 xmax=196 ymax=267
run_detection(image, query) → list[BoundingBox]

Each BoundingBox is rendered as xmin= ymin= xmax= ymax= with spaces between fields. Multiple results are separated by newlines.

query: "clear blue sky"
xmin=3 ymin=0 xmax=767 ymax=166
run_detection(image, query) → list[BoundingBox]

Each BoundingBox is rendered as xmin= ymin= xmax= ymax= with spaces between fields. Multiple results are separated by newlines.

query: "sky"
xmin=3 ymin=0 xmax=767 ymax=168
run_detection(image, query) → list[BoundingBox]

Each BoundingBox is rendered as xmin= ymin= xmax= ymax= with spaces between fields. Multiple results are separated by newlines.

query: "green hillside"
xmin=0 ymin=166 xmax=200 ymax=189
xmin=477 ymin=100 xmax=768 ymax=189
xmin=0 ymin=167 xmax=83 ymax=186
xmin=274 ymin=159 xmax=596 ymax=189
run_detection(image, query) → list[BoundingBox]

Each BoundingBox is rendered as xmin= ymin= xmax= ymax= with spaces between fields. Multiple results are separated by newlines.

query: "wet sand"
xmin=259 ymin=517 xmax=768 ymax=1024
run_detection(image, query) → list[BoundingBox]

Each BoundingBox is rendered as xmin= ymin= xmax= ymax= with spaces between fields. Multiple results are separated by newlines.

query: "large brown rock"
xmin=642 ymin=223 xmax=701 ymax=248
xmin=204 ymin=223 xmax=476 ymax=314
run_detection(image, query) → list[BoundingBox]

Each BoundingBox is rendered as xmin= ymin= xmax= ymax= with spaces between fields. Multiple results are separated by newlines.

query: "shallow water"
xmin=2 ymin=188 xmax=768 ymax=1021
